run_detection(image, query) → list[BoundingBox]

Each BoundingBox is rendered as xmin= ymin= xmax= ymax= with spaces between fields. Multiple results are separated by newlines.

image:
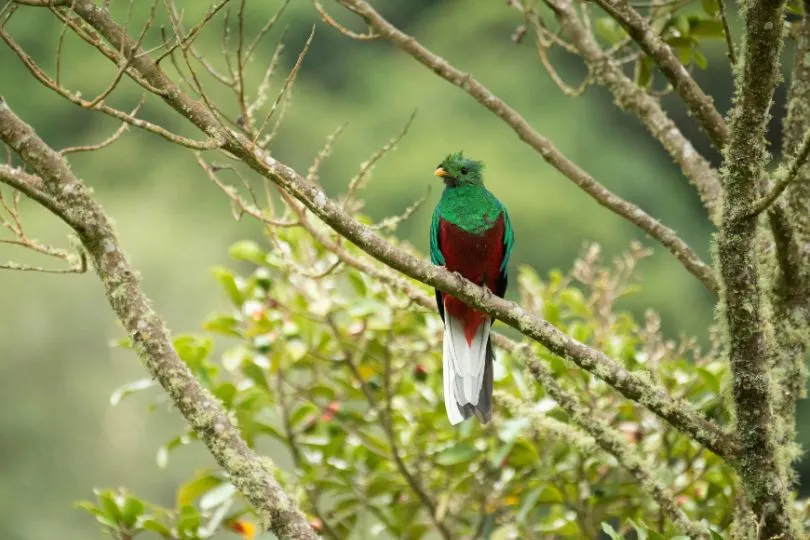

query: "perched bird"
xmin=430 ymin=151 xmax=514 ymax=424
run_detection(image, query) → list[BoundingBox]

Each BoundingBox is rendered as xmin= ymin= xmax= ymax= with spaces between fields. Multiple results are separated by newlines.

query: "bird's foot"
xmin=451 ymin=271 xmax=467 ymax=285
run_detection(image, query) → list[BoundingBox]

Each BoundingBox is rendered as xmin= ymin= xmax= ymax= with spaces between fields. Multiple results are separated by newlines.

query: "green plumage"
xmin=429 ymin=151 xmax=515 ymax=425
xmin=429 ymin=152 xmax=514 ymax=271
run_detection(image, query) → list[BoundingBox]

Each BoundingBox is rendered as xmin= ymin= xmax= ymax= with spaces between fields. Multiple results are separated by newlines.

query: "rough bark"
xmin=0 ymin=98 xmax=319 ymax=540
xmin=717 ymin=0 xmax=796 ymax=537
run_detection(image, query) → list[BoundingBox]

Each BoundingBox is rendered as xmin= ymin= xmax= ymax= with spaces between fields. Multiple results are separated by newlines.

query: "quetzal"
xmin=430 ymin=152 xmax=514 ymax=425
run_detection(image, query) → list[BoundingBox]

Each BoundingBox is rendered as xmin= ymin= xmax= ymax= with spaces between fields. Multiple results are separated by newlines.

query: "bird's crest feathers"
xmin=435 ymin=151 xmax=485 ymax=186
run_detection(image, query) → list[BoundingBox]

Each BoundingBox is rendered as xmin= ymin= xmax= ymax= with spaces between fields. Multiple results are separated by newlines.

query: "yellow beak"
xmin=434 ymin=167 xmax=448 ymax=177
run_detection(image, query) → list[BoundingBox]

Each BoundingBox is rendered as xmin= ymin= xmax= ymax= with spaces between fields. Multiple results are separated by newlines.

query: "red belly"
xmin=439 ymin=215 xmax=505 ymax=344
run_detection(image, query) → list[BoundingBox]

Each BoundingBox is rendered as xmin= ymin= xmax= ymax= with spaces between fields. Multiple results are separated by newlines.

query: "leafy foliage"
xmin=80 ymin=221 xmax=804 ymax=538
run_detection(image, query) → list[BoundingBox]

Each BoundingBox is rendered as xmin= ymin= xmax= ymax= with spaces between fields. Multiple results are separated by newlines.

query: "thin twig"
xmin=313 ymin=0 xmax=378 ymax=40
xmin=252 ymin=27 xmax=314 ymax=145
xmin=0 ymin=28 xmax=222 ymax=150
xmin=63 ymin=0 xmax=738 ymax=463
xmin=325 ymin=317 xmax=453 ymax=540
xmin=334 ymin=0 xmax=719 ymax=294
xmin=589 ymin=0 xmax=730 ymax=149
xmin=717 ymin=0 xmax=737 ymax=65
xmin=749 ymin=128 xmax=810 ymax=217
xmin=516 ymin=0 xmax=722 ymax=218
xmin=60 ymin=100 xmax=144 ymax=154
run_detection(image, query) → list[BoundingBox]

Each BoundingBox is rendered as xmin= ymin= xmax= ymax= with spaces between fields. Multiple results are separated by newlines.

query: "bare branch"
xmin=591 ymin=0 xmax=730 ymax=149
xmin=205 ymin=149 xmax=738 ymax=462
xmin=519 ymin=0 xmax=722 ymax=220
xmin=313 ymin=0 xmax=378 ymax=40
xmin=60 ymin=100 xmax=143 ymax=155
xmin=514 ymin=349 xmax=709 ymax=537
xmin=12 ymin=0 xmax=69 ymax=5
xmin=332 ymin=0 xmax=719 ymax=294
xmin=306 ymin=122 xmax=346 ymax=184
xmin=717 ymin=0 xmax=737 ymax=65
xmin=0 ymin=96 xmax=318 ymax=540
xmin=62 ymin=0 xmax=736 ymax=461
xmin=0 ymin=28 xmax=223 ymax=150
xmin=253 ymin=27 xmax=314 ymax=146
xmin=344 ymin=110 xmax=416 ymax=207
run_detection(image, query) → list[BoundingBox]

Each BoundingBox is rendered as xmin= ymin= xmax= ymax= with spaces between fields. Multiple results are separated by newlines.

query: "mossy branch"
xmin=590 ymin=0 xmax=730 ymax=150
xmin=0 ymin=100 xmax=318 ymax=540
xmin=331 ymin=0 xmax=719 ymax=295
xmin=749 ymin=128 xmax=810 ymax=217
xmin=718 ymin=0 xmax=795 ymax=537
xmin=519 ymin=0 xmax=722 ymax=221
xmin=55 ymin=0 xmax=740 ymax=462
xmin=516 ymin=352 xmax=709 ymax=537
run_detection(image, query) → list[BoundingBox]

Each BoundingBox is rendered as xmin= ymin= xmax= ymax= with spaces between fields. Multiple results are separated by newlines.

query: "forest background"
xmin=1 ymin=0 xmax=805 ymax=538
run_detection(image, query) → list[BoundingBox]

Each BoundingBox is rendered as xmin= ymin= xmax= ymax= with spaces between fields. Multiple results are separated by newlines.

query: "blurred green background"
xmin=0 ymin=0 xmax=805 ymax=537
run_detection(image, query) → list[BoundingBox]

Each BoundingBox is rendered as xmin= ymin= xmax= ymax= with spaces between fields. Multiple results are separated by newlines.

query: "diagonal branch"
xmin=749 ymin=128 xmax=810 ymax=217
xmin=0 ymin=99 xmax=318 ymax=540
xmin=64 ymin=0 xmax=737 ymax=460
xmin=331 ymin=0 xmax=718 ymax=295
xmin=519 ymin=347 xmax=709 ymax=537
xmin=206 ymin=162 xmax=738 ymax=462
xmin=591 ymin=0 xmax=730 ymax=150
xmin=531 ymin=0 xmax=722 ymax=220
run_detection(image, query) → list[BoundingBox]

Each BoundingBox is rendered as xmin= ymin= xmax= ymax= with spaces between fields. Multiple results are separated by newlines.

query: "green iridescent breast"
xmin=436 ymin=184 xmax=504 ymax=235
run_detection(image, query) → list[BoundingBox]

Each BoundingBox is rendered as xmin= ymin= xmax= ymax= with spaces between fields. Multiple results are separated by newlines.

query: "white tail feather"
xmin=443 ymin=313 xmax=491 ymax=422
xmin=443 ymin=329 xmax=465 ymax=425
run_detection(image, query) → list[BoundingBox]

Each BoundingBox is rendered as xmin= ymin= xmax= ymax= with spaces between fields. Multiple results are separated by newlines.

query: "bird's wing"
xmin=430 ymin=206 xmax=446 ymax=322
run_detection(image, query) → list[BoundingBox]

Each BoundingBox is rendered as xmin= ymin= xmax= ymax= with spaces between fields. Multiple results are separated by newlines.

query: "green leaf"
xmin=120 ymin=496 xmax=144 ymax=527
xmin=289 ymin=402 xmax=319 ymax=428
xmin=199 ymin=482 xmax=237 ymax=510
xmin=177 ymin=504 xmax=202 ymax=538
xmin=701 ymin=0 xmax=719 ymax=16
xmin=601 ymin=522 xmax=624 ymax=540
xmin=157 ymin=433 xmax=194 ymax=469
xmin=694 ymin=49 xmax=708 ymax=70
xmin=109 ymin=378 xmax=155 ymax=405
xmin=229 ymin=240 xmax=266 ymax=265
xmin=142 ymin=517 xmax=172 ymax=535
xmin=174 ymin=335 xmax=213 ymax=369
xmin=635 ymin=57 xmax=654 ymax=89
xmin=435 ymin=442 xmax=478 ymax=466
xmin=516 ymin=486 xmax=542 ymax=523
xmin=222 ymin=345 xmax=249 ymax=371
xmin=97 ymin=490 xmax=123 ymax=523
xmin=203 ymin=314 xmax=242 ymax=338
xmin=674 ymin=15 xmax=691 ymax=36
xmin=242 ymin=362 xmax=271 ymax=393
xmin=212 ymin=266 xmax=243 ymax=306
xmin=346 ymin=270 xmax=367 ymax=296
xmin=690 ymin=18 xmax=725 ymax=38
xmin=595 ymin=17 xmax=626 ymax=44
xmin=177 ymin=473 xmax=221 ymax=507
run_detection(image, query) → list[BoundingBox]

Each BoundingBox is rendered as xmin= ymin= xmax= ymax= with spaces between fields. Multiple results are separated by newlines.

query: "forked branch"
xmin=331 ymin=0 xmax=718 ymax=295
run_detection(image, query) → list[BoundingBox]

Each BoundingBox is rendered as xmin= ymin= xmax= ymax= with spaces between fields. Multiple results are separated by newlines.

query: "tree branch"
xmin=211 ymin=164 xmax=739 ymax=463
xmin=717 ymin=0 xmax=795 ymax=537
xmin=331 ymin=0 xmax=719 ymax=295
xmin=518 ymin=348 xmax=709 ymax=537
xmin=532 ymin=0 xmax=722 ymax=220
xmin=749 ymin=127 xmax=810 ymax=217
xmin=591 ymin=0 xmax=730 ymax=150
xmin=62 ymin=0 xmax=736 ymax=461
xmin=0 ymin=99 xmax=318 ymax=540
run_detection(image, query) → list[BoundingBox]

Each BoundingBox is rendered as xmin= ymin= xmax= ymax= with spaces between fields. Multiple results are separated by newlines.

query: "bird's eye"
xmin=460 ymin=167 xmax=469 ymax=174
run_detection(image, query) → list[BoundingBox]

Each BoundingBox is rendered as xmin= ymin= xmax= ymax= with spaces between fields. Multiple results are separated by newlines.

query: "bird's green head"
xmin=434 ymin=151 xmax=484 ymax=187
